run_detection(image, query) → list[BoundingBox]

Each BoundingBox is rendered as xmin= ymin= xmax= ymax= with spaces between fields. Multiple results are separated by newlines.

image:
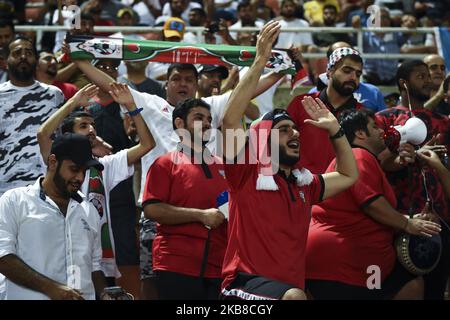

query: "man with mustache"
xmin=36 ymin=51 xmax=79 ymax=100
xmin=0 ymin=37 xmax=64 ymax=197
xmin=142 ymin=98 xmax=228 ymax=299
xmin=375 ymin=60 xmax=450 ymax=300
xmin=220 ymin=21 xmax=358 ymax=300
xmin=0 ymin=133 xmax=113 ymax=300
xmin=197 ymin=65 xmax=229 ymax=98
xmin=287 ymin=47 xmax=364 ymax=174
xmin=37 ymin=83 xmax=155 ymax=297
xmin=306 ymin=109 xmax=441 ymax=300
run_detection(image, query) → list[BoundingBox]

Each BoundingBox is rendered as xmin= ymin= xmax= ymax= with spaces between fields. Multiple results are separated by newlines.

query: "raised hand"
xmin=109 ymin=83 xmax=136 ymax=110
xmin=71 ymin=84 xmax=99 ymax=108
xmin=256 ymin=20 xmax=281 ymax=62
xmin=302 ymin=96 xmax=340 ymax=134
xmin=421 ymin=134 xmax=447 ymax=156
xmin=61 ymin=41 xmax=71 ymax=56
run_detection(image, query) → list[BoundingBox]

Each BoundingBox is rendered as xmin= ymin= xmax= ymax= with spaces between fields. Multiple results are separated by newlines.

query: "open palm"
xmin=72 ymin=84 xmax=99 ymax=108
xmin=109 ymin=83 xmax=135 ymax=109
xmin=302 ymin=96 xmax=339 ymax=132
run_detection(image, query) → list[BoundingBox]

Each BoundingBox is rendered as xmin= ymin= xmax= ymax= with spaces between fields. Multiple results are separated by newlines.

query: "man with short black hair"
xmin=197 ymin=64 xmax=229 ymax=98
xmin=0 ymin=19 xmax=14 ymax=49
xmin=306 ymin=108 xmax=441 ymax=300
xmin=0 ymin=37 xmax=64 ymax=196
xmin=0 ymin=133 xmax=111 ymax=300
xmin=288 ymin=46 xmax=364 ymax=174
xmin=221 ymin=20 xmax=358 ymax=301
xmin=375 ymin=60 xmax=450 ymax=300
xmin=309 ymin=41 xmax=386 ymax=112
xmin=143 ymin=98 xmax=228 ymax=299
xmin=36 ymin=51 xmax=79 ymax=100
xmin=37 ymin=83 xmax=154 ymax=297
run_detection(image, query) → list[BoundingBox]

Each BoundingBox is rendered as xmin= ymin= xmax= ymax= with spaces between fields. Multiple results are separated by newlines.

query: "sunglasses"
xmin=96 ymin=64 xmax=118 ymax=71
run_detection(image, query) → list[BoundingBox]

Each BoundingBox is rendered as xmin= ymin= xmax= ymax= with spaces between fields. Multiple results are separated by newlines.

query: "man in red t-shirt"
xmin=142 ymin=98 xmax=228 ymax=300
xmin=287 ymin=46 xmax=364 ymax=174
xmin=306 ymin=109 xmax=441 ymax=300
xmin=375 ymin=60 xmax=450 ymax=300
xmin=35 ymin=51 xmax=78 ymax=100
xmin=220 ymin=21 xmax=359 ymax=300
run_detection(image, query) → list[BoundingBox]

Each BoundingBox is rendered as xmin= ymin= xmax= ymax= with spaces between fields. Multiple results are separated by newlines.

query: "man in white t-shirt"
xmin=130 ymin=0 xmax=162 ymax=26
xmin=276 ymin=0 xmax=314 ymax=50
xmin=229 ymin=1 xmax=265 ymax=41
xmin=156 ymin=0 xmax=201 ymax=25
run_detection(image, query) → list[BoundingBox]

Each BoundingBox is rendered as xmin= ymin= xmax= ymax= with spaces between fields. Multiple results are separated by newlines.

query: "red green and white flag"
xmin=67 ymin=34 xmax=300 ymax=76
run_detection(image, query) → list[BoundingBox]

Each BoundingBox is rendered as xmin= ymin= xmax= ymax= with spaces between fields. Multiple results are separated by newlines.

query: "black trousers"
xmin=155 ymin=270 xmax=221 ymax=300
xmin=424 ymin=225 xmax=450 ymax=300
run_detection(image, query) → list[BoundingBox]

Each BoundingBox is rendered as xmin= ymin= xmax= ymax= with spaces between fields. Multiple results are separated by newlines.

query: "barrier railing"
xmin=14 ymin=25 xmax=435 ymax=60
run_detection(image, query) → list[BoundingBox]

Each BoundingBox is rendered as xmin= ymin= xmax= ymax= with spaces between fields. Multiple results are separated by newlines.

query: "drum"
xmin=395 ymin=233 xmax=442 ymax=275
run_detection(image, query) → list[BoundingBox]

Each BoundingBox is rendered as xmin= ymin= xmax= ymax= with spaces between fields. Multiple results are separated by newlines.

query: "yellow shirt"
xmin=303 ymin=0 xmax=340 ymax=24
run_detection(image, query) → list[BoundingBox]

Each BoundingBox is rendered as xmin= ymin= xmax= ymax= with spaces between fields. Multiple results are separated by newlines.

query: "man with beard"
xmin=36 ymin=51 xmax=78 ymax=100
xmin=309 ymin=41 xmax=386 ymax=112
xmin=0 ymin=133 xmax=114 ymax=300
xmin=142 ymin=98 xmax=228 ymax=299
xmin=375 ymin=60 xmax=450 ymax=300
xmin=37 ymin=83 xmax=154 ymax=298
xmin=0 ymin=37 xmax=64 ymax=197
xmin=306 ymin=109 xmax=441 ymax=300
xmin=287 ymin=46 xmax=364 ymax=174
xmin=220 ymin=21 xmax=358 ymax=300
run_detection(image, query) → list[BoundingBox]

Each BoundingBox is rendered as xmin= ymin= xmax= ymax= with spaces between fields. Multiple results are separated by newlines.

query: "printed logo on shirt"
xmin=353 ymin=92 xmax=368 ymax=104
xmin=299 ymin=191 xmax=305 ymax=202
xmin=162 ymin=106 xmax=170 ymax=113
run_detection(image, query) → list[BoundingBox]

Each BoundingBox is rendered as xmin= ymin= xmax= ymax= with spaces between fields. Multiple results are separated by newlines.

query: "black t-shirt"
xmin=118 ymin=76 xmax=166 ymax=100
xmin=88 ymin=100 xmax=134 ymax=208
